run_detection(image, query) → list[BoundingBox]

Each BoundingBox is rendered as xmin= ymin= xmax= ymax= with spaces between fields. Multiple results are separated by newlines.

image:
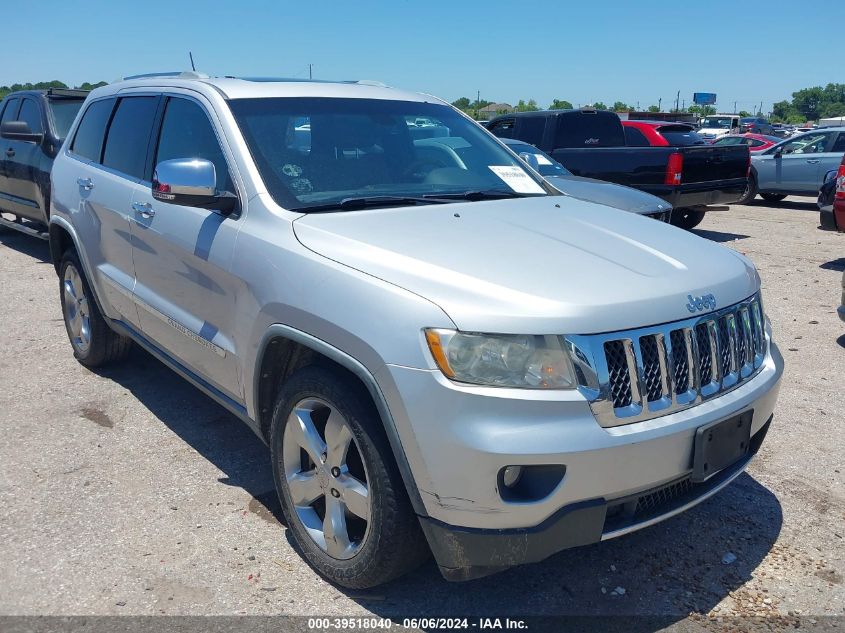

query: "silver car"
xmin=740 ymin=127 xmax=845 ymax=203
xmin=49 ymin=73 xmax=783 ymax=588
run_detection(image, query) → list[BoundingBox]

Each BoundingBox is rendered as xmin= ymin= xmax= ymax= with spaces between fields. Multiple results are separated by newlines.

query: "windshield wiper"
xmin=432 ymin=189 xmax=533 ymax=201
xmin=293 ymin=195 xmax=453 ymax=213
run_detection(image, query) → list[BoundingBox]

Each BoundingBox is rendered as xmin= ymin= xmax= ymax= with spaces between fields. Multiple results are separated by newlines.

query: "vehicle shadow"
xmin=91 ymin=345 xmax=782 ymax=623
xmin=691 ymin=228 xmax=750 ymax=243
xmin=837 ymin=334 xmax=845 ymax=350
xmin=749 ymin=198 xmax=818 ymax=212
xmin=90 ymin=345 xmax=286 ymax=526
xmin=0 ymin=230 xmax=52 ymax=264
xmin=820 ymin=258 xmax=845 ymax=272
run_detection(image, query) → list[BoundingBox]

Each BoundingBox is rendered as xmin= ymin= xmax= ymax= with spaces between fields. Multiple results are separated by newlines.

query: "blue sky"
xmin=5 ymin=0 xmax=842 ymax=113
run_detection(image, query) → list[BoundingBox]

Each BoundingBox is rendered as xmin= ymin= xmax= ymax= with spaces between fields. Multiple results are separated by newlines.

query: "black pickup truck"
xmin=487 ymin=109 xmax=750 ymax=229
xmin=0 ymin=88 xmax=87 ymax=237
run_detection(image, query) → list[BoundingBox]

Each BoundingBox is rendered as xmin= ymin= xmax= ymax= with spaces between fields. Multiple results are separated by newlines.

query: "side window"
xmin=71 ymin=99 xmax=116 ymax=162
xmin=624 ymin=126 xmax=650 ymax=147
xmin=17 ymin=99 xmax=43 ymax=133
xmin=155 ymin=98 xmax=233 ymax=192
xmin=102 ymin=96 xmax=159 ymax=179
xmin=1 ymin=98 xmax=20 ymax=124
xmin=830 ymin=133 xmax=845 ymax=153
xmin=488 ymin=118 xmax=515 ymax=139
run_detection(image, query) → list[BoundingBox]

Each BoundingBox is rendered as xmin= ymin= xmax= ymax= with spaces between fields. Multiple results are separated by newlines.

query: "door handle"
xmin=132 ymin=201 xmax=155 ymax=219
xmin=5 ymin=148 xmax=15 ymax=157
xmin=806 ymin=159 xmax=820 ymax=164
xmin=76 ymin=177 xmax=94 ymax=190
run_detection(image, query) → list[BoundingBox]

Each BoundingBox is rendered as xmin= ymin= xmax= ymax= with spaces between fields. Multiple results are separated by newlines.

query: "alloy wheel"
xmin=63 ymin=264 xmax=91 ymax=354
xmin=283 ymin=398 xmax=370 ymax=559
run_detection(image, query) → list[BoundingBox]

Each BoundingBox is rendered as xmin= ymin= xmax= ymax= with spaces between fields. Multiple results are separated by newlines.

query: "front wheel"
xmin=671 ymin=208 xmax=705 ymax=230
xmin=760 ymin=193 xmax=787 ymax=203
xmin=736 ymin=174 xmax=758 ymax=205
xmin=270 ymin=366 xmax=429 ymax=588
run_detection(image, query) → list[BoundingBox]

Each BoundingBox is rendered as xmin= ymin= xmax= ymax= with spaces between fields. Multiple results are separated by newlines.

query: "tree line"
xmin=452 ymin=83 xmax=845 ymax=123
xmin=0 ymin=80 xmax=107 ymax=99
xmin=4 ymin=80 xmax=843 ymax=124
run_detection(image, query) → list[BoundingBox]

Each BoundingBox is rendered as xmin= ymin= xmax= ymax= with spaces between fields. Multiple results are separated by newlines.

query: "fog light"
xmin=502 ymin=466 xmax=523 ymax=488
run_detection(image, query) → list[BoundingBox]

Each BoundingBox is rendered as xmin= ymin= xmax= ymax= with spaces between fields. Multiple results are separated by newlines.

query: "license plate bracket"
xmin=691 ymin=411 xmax=753 ymax=483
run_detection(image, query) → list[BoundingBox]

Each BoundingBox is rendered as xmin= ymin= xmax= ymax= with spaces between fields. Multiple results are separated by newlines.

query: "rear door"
xmin=129 ymin=94 xmax=244 ymax=401
xmin=679 ymin=144 xmax=749 ymax=184
xmin=0 ymin=97 xmax=21 ymax=209
xmin=3 ymin=96 xmax=46 ymax=221
xmin=65 ymin=95 xmax=158 ymax=327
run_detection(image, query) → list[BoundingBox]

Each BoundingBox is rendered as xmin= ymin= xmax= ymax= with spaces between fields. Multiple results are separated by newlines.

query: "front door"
xmin=3 ymin=97 xmax=45 ymax=221
xmin=130 ymin=95 xmax=244 ymax=402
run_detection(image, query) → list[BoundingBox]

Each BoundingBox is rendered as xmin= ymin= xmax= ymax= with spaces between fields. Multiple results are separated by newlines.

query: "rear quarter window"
xmin=71 ymin=98 xmax=116 ymax=162
xmin=658 ymin=127 xmax=705 ymax=146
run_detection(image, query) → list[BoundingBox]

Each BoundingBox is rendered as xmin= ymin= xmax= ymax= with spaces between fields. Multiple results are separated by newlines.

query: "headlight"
xmin=424 ymin=329 xmax=576 ymax=389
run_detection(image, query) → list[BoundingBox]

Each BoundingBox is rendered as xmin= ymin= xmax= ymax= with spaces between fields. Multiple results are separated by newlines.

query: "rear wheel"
xmin=671 ymin=208 xmax=705 ymax=230
xmin=270 ymin=366 xmax=428 ymax=588
xmin=760 ymin=193 xmax=787 ymax=203
xmin=59 ymin=249 xmax=132 ymax=367
xmin=736 ymin=174 xmax=758 ymax=205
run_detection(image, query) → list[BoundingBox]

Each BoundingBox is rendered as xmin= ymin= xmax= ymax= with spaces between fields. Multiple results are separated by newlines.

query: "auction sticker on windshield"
xmin=489 ymin=166 xmax=546 ymax=194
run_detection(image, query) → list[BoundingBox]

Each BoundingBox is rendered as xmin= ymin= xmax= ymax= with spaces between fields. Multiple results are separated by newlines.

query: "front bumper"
xmin=420 ymin=419 xmax=769 ymax=581
xmin=376 ymin=340 xmax=783 ymax=579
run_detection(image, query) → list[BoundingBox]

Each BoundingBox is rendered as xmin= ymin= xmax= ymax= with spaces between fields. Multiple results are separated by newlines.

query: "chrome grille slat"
xmin=567 ymin=294 xmax=768 ymax=428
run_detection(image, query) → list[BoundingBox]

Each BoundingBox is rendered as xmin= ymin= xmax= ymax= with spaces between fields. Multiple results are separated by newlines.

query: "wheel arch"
xmin=253 ymin=324 xmax=427 ymax=516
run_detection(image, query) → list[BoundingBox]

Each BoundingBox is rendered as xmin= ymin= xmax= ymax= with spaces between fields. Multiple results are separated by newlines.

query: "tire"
xmin=736 ymin=173 xmax=758 ymax=205
xmin=760 ymin=193 xmax=787 ymax=203
xmin=270 ymin=365 xmax=429 ymax=588
xmin=59 ymin=249 xmax=132 ymax=367
xmin=671 ymin=208 xmax=705 ymax=230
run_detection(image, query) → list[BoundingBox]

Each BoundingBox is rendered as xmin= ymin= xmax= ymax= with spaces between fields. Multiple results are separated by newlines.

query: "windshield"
xmin=505 ymin=141 xmax=571 ymax=177
xmin=713 ymin=136 xmax=747 ymax=146
xmin=700 ymin=117 xmax=734 ymax=129
xmin=48 ymin=99 xmax=84 ymax=139
xmin=229 ymin=97 xmax=549 ymax=211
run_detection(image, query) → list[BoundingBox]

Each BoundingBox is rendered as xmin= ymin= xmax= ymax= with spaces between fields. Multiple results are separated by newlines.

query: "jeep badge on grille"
xmin=686 ymin=293 xmax=717 ymax=313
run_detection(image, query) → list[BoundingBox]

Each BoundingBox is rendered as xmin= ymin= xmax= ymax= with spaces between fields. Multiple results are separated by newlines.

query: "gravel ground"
xmin=0 ymin=199 xmax=843 ymax=629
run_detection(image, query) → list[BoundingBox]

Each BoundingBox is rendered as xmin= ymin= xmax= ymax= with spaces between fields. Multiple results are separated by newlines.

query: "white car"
xmin=698 ymin=114 xmax=740 ymax=141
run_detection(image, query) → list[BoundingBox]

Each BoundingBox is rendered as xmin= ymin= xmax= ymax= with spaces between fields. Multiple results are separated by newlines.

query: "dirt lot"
xmin=0 ymin=199 xmax=843 ymax=629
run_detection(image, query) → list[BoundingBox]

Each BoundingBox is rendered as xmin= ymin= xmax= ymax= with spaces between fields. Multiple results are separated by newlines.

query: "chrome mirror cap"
xmin=153 ymin=158 xmax=217 ymax=200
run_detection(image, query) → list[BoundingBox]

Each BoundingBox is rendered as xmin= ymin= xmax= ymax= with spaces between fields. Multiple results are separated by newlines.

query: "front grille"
xmin=639 ymin=335 xmax=663 ymax=402
xmin=567 ymin=294 xmax=767 ymax=427
xmin=604 ymin=340 xmax=632 ymax=408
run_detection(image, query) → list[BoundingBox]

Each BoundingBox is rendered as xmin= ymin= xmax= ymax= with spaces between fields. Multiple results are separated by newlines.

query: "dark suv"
xmin=740 ymin=117 xmax=774 ymax=135
xmin=0 ymin=88 xmax=87 ymax=235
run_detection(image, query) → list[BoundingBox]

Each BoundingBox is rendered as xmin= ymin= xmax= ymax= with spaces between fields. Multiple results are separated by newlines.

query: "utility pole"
xmin=309 ymin=64 xmax=312 ymax=80
xmin=734 ymin=101 xmax=737 ymax=113
xmin=658 ymin=97 xmax=662 ymax=111
xmin=682 ymin=99 xmax=685 ymax=111
xmin=675 ymin=90 xmax=680 ymax=111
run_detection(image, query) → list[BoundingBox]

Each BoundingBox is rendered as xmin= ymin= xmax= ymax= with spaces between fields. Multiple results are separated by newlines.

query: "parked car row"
xmin=0 ymin=73 xmax=786 ymax=589
xmin=486 ymin=108 xmax=750 ymax=229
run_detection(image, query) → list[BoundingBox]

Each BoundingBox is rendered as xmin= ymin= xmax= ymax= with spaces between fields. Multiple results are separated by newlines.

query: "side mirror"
xmin=1 ymin=120 xmax=43 ymax=143
xmin=773 ymin=146 xmax=784 ymax=158
xmin=518 ymin=151 xmax=541 ymax=172
xmin=152 ymin=158 xmax=236 ymax=213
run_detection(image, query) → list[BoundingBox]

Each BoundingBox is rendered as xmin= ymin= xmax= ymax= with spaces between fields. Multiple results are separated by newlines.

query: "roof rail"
xmin=354 ymin=79 xmax=388 ymax=87
xmin=122 ymin=71 xmax=209 ymax=81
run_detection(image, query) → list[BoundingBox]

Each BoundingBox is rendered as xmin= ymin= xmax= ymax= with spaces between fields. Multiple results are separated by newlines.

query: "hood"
xmin=293 ymin=196 xmax=759 ymax=334
xmin=545 ymin=175 xmax=668 ymax=215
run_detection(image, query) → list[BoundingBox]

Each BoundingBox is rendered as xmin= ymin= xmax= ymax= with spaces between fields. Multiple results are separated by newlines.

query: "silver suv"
xmin=49 ymin=73 xmax=784 ymax=588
